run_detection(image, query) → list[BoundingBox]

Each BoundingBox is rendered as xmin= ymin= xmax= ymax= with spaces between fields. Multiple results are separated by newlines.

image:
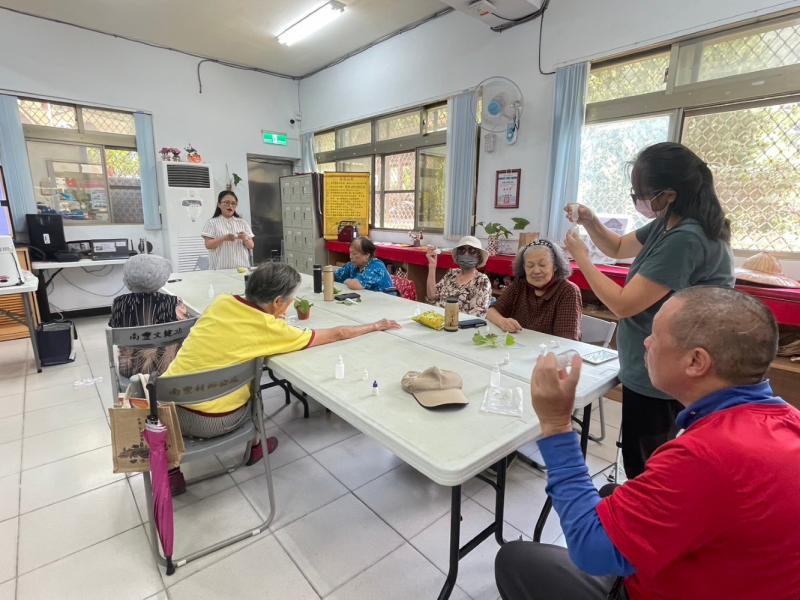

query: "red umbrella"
xmin=144 ymin=378 xmax=176 ymax=575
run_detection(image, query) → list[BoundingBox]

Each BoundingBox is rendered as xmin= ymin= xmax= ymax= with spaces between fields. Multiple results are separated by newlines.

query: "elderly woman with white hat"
xmin=426 ymin=236 xmax=493 ymax=318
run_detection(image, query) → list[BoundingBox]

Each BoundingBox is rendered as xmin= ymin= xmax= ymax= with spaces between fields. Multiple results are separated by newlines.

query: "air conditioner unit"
xmin=441 ymin=0 xmax=543 ymax=28
xmin=159 ymin=161 xmax=214 ymax=273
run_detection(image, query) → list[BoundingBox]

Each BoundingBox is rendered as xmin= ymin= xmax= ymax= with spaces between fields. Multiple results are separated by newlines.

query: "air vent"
xmin=166 ymin=164 xmax=211 ymax=188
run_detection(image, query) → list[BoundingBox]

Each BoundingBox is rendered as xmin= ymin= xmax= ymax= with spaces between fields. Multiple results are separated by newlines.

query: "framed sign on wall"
xmin=495 ymin=169 xmax=521 ymax=209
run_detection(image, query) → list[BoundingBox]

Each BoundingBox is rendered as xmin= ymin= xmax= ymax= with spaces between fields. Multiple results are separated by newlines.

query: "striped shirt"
xmin=200 ymin=215 xmax=254 ymax=270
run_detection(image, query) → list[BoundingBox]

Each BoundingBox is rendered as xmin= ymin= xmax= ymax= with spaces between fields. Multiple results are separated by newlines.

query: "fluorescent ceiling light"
xmin=278 ymin=1 xmax=345 ymax=46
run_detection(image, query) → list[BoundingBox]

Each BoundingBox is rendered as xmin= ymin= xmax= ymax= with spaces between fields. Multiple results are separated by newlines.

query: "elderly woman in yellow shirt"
xmin=164 ymin=261 xmax=401 ymax=495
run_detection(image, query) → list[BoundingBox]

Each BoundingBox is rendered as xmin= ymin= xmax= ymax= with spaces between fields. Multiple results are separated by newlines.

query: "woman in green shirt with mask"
xmin=564 ymin=142 xmax=734 ymax=478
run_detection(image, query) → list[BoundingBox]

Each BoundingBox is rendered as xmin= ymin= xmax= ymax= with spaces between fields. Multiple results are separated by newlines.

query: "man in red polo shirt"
xmin=495 ymin=287 xmax=800 ymax=600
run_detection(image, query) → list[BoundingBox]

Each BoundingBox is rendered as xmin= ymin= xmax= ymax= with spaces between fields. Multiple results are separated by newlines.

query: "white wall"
xmin=300 ymin=11 xmax=555 ymax=249
xmin=0 ymin=10 xmax=301 ymax=310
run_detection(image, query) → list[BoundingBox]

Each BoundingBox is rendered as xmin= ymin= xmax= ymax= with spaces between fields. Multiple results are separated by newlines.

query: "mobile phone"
xmin=582 ymin=349 xmax=618 ymax=365
xmin=458 ymin=318 xmax=487 ymax=329
xmin=334 ymin=293 xmax=361 ymax=301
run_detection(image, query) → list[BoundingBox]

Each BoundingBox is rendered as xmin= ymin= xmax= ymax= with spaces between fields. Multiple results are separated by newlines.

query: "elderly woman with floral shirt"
xmin=426 ymin=236 xmax=493 ymax=318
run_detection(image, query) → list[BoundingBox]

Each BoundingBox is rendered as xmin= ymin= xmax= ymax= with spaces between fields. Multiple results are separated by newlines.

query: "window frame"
xmin=314 ymin=102 xmax=448 ymax=233
xmin=584 ymin=12 xmax=800 ymax=258
xmin=21 ymin=100 xmax=141 ymax=225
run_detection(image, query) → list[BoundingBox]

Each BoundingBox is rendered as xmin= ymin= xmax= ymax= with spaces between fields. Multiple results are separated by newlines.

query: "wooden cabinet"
xmin=0 ymin=247 xmax=40 ymax=341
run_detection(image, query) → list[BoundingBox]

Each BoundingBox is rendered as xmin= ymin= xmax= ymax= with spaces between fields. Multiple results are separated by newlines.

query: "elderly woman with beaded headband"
xmin=486 ymin=238 xmax=582 ymax=340
xmin=109 ymin=254 xmax=188 ymax=378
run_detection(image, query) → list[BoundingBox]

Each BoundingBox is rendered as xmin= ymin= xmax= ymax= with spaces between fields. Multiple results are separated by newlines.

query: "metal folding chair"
xmin=194 ymin=255 xmax=210 ymax=271
xmin=105 ymin=319 xmax=198 ymax=398
xmin=137 ymin=358 xmax=275 ymax=571
xmin=579 ymin=314 xmax=617 ymax=443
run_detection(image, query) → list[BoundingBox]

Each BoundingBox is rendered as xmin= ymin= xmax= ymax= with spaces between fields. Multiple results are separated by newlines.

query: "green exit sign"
xmin=262 ymin=131 xmax=288 ymax=146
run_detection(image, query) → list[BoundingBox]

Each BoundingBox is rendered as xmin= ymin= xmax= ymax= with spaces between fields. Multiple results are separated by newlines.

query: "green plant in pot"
xmin=477 ymin=222 xmax=512 ymax=256
xmin=294 ymin=296 xmax=313 ymax=320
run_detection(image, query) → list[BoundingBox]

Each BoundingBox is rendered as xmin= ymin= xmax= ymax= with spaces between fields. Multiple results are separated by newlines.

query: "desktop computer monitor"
xmin=26 ymin=213 xmax=66 ymax=260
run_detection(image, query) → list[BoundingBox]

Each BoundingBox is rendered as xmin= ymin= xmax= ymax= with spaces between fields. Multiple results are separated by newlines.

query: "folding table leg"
xmin=533 ymin=404 xmax=593 ymax=542
xmin=23 ymin=294 xmax=42 ymax=373
xmin=438 ymin=485 xmax=462 ymax=600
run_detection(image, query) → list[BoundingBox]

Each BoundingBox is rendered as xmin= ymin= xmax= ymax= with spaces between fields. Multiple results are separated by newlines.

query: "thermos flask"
xmin=323 ymin=266 xmax=335 ymax=301
xmin=313 ymin=265 xmax=323 ymax=294
xmin=444 ymin=298 xmax=459 ymax=332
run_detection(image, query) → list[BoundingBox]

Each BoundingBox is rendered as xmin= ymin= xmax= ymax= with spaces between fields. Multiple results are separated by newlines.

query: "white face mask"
xmin=633 ymin=190 xmax=667 ymax=220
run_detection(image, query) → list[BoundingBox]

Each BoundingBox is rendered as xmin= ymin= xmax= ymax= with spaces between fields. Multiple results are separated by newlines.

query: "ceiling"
xmin=0 ymin=0 xmax=450 ymax=78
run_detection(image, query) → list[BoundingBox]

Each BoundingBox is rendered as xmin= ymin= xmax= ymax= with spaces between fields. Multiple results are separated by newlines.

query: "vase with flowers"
xmin=171 ymin=148 xmax=182 ymax=162
xmin=160 ymin=147 xmax=171 ymax=161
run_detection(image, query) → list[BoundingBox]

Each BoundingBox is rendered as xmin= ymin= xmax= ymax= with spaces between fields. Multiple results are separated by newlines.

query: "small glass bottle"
xmin=491 ymin=363 xmax=501 ymax=388
xmin=208 ymin=285 xmax=215 ymax=298
xmin=335 ymin=355 xmax=345 ymax=379
xmin=372 ymin=381 xmax=379 ymax=396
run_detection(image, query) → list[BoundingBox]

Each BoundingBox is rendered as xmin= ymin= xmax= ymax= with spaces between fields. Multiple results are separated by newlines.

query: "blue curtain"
xmin=444 ymin=93 xmax=477 ymax=240
xmin=134 ymin=112 xmax=162 ymax=230
xmin=300 ymin=132 xmax=317 ymax=174
xmin=546 ymin=62 xmax=590 ymax=242
xmin=0 ymin=94 xmax=37 ymax=237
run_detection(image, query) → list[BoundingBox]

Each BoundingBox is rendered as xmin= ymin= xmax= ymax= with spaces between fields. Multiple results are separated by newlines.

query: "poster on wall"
xmin=323 ymin=172 xmax=370 ymax=240
xmin=495 ymin=169 xmax=521 ymax=209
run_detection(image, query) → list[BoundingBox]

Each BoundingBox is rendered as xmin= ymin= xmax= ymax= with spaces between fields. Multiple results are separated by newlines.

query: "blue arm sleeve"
xmin=538 ymin=432 xmax=636 ymax=577
xmin=334 ymin=263 xmax=352 ymax=283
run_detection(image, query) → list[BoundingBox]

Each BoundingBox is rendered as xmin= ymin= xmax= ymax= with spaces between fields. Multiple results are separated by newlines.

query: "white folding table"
xmin=0 ymin=272 xmax=42 ymax=372
xmin=162 ymin=269 xmax=620 ymax=599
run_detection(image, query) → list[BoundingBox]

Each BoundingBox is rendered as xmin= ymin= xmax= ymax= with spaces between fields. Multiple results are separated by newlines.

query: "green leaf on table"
xmin=333 ymin=287 xmax=341 ymax=294
xmin=505 ymin=333 xmax=515 ymax=346
xmin=472 ymin=331 xmax=499 ymax=348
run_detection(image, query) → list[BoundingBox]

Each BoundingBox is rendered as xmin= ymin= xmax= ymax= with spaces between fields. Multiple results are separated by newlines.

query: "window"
xmin=314 ymin=102 xmax=449 ymax=231
xmin=675 ymin=17 xmax=800 ymax=85
xmin=577 ymin=115 xmax=671 ymax=230
xmin=587 ymin=53 xmax=670 ymax=104
xmin=20 ymin=99 xmax=142 ymax=224
xmin=580 ymin=14 xmax=800 ymax=255
xmin=336 ymin=122 xmax=372 ymax=149
xmin=377 ymin=110 xmax=421 ymax=141
xmin=682 ymin=101 xmax=800 ymax=253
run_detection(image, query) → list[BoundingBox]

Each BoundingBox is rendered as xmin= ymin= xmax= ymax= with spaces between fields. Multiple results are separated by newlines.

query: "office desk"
xmin=31 ymin=258 xmax=129 ymax=320
xmin=0 ymin=273 xmax=41 ymax=372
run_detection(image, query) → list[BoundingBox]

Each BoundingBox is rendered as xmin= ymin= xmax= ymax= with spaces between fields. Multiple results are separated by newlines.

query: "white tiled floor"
xmin=0 ymin=316 xmax=622 ymax=599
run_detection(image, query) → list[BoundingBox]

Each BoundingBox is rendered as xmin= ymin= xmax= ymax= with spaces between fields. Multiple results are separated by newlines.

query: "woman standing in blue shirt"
xmin=335 ymin=236 xmax=393 ymax=292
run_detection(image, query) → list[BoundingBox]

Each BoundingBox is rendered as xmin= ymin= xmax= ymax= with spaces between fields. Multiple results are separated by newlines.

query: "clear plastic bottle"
xmin=335 ymin=355 xmax=345 ymax=379
xmin=362 ymin=368 xmax=369 ymax=381
xmin=372 ymin=381 xmax=379 ymax=396
xmin=208 ymin=285 xmax=215 ymax=298
xmin=491 ymin=363 xmax=501 ymax=388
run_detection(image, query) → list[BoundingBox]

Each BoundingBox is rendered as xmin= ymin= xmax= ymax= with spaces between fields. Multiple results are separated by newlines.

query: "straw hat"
xmin=734 ymin=252 xmax=799 ymax=289
xmin=454 ymin=236 xmax=489 ymax=268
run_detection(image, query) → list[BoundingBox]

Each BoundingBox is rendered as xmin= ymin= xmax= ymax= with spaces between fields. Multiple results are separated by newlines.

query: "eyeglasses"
xmin=455 ymin=246 xmax=479 ymax=255
xmin=630 ymin=188 xmax=665 ymax=204
xmin=220 ymin=201 xmax=238 ymax=207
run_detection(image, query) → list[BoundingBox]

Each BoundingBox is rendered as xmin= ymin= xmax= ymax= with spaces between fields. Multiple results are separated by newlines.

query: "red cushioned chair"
xmin=388 ymin=275 xmax=417 ymax=301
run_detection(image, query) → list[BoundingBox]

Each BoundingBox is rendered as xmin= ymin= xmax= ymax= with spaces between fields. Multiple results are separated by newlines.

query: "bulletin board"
xmin=323 ymin=172 xmax=370 ymax=240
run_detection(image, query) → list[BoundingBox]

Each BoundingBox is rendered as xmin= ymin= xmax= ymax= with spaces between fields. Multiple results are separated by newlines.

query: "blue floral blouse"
xmin=334 ymin=258 xmax=393 ymax=292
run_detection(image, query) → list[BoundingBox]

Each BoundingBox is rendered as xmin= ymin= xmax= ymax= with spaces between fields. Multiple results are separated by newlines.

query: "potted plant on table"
xmin=476 ymin=222 xmax=512 ymax=256
xmin=294 ymin=297 xmax=313 ymax=320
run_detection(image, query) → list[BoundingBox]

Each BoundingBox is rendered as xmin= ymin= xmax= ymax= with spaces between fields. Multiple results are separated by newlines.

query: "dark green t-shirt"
xmin=617 ymin=218 xmax=734 ymax=398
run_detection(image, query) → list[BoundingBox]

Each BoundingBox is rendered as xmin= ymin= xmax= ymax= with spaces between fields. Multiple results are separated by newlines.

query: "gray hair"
xmin=245 ymin=262 xmax=301 ymax=306
xmin=513 ymin=239 xmax=572 ymax=281
xmin=123 ymin=254 xmax=172 ymax=293
xmin=671 ymin=287 xmax=778 ymax=385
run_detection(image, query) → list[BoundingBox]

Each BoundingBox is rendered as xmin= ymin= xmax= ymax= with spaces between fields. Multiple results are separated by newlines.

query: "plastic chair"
xmin=580 ymin=314 xmax=617 ymax=443
xmin=136 ymin=358 xmax=274 ymax=571
xmin=105 ymin=320 xmax=198 ymax=399
xmin=194 ymin=255 xmax=210 ymax=271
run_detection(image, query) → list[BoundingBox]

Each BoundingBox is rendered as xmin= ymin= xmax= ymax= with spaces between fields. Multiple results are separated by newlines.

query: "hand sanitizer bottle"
xmin=491 ymin=363 xmax=501 ymax=388
xmin=335 ymin=355 xmax=345 ymax=380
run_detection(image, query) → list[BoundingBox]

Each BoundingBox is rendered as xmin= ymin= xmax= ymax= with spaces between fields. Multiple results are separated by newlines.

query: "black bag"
xmin=36 ymin=321 xmax=78 ymax=367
